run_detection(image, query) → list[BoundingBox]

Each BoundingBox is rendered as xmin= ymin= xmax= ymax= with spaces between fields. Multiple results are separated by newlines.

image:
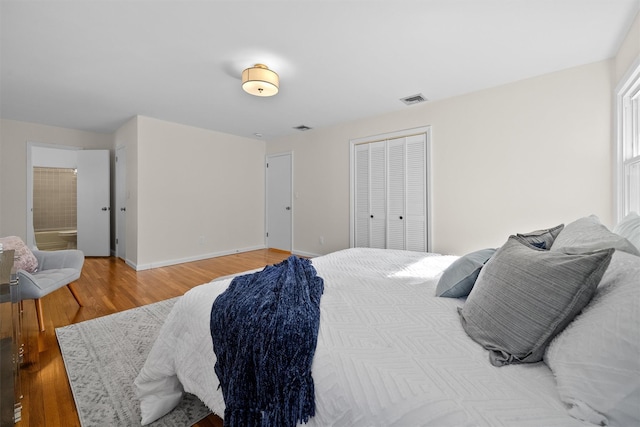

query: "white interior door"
xmin=266 ymin=153 xmax=292 ymax=252
xmin=77 ymin=150 xmax=110 ymax=256
xmin=115 ymin=146 xmax=126 ymax=260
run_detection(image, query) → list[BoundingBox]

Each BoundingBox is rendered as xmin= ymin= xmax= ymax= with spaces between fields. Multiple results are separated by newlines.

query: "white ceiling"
xmin=1 ymin=0 xmax=638 ymax=140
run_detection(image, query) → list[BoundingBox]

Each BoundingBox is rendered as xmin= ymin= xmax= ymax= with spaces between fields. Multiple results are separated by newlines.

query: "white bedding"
xmin=135 ymin=248 xmax=587 ymax=426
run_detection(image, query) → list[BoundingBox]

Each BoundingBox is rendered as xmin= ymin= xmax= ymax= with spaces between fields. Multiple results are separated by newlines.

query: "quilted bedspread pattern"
xmin=135 ymin=248 xmax=588 ymax=426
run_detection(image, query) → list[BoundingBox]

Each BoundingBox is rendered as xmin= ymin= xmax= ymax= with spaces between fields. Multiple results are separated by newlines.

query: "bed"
xmin=135 ymin=215 xmax=640 ymax=427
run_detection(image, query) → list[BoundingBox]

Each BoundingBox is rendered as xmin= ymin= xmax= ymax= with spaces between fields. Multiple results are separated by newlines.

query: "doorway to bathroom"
xmin=27 ymin=143 xmax=111 ymax=256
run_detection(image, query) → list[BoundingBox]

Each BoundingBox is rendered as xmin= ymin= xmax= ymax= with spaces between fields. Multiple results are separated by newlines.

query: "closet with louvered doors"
xmin=352 ymin=129 xmax=430 ymax=252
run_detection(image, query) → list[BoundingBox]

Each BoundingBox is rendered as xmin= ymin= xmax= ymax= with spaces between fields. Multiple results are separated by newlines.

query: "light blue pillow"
xmin=436 ymin=248 xmax=496 ymax=298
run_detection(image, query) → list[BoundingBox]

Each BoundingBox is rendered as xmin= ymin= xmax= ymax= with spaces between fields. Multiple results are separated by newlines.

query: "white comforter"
xmin=135 ymin=248 xmax=587 ymax=426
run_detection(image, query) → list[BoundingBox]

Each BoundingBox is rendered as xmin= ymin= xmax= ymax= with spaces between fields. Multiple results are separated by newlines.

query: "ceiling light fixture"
xmin=242 ymin=64 xmax=279 ymax=97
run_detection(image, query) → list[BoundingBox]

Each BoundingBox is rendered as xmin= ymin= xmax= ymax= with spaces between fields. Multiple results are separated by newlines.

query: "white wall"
xmin=4 ymin=12 xmax=637 ymax=263
xmin=32 ymin=146 xmax=78 ymax=168
xmin=614 ymin=10 xmax=639 ymax=84
xmin=133 ymin=116 xmax=266 ymax=269
xmin=268 ymin=60 xmax=614 ymax=256
xmin=0 ymin=119 xmax=113 ymax=239
xmin=0 ymin=116 xmax=268 ymax=271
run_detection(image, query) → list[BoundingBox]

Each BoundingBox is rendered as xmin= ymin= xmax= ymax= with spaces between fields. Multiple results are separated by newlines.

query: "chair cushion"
xmin=19 ymin=268 xmax=81 ymax=299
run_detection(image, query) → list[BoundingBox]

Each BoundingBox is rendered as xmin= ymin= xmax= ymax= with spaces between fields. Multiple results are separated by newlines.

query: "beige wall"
xmin=0 ymin=119 xmax=112 ymax=239
xmin=268 ymin=60 xmax=614 ymax=256
xmin=0 ymin=116 xmax=267 ymax=271
xmin=133 ymin=116 xmax=266 ymax=269
xmin=0 ymin=117 xmax=265 ymax=269
xmin=272 ymin=13 xmax=640 ymax=257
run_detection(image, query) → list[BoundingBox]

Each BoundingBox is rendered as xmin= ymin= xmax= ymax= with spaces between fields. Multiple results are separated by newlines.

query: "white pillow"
xmin=551 ymin=215 xmax=640 ymax=257
xmin=544 ymin=251 xmax=640 ymax=426
xmin=613 ymin=212 xmax=640 ymax=253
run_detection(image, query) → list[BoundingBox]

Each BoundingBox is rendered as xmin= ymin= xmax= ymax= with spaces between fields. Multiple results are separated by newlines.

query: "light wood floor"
xmin=17 ymin=249 xmax=292 ymax=427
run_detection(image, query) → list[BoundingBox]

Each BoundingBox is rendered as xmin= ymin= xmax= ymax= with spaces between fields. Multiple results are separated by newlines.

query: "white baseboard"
xmin=292 ymin=249 xmax=322 ymax=258
xmin=132 ymin=245 xmax=266 ymax=271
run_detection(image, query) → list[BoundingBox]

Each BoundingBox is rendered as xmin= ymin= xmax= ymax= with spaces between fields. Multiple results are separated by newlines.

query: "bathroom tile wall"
xmin=33 ymin=167 xmax=77 ymax=231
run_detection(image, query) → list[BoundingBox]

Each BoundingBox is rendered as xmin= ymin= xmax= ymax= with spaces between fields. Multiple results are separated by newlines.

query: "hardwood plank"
xmin=18 ymin=249 xmax=290 ymax=427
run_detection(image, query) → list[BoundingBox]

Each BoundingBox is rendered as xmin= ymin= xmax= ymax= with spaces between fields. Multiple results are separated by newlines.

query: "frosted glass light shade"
xmin=242 ymin=64 xmax=279 ymax=97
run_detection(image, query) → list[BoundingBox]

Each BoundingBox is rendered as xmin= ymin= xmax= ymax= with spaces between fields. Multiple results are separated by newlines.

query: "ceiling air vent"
xmin=400 ymin=93 xmax=428 ymax=106
xmin=293 ymin=125 xmax=312 ymax=131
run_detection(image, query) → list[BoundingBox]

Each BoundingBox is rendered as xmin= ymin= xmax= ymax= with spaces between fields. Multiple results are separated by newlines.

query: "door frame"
xmin=115 ymin=145 xmax=127 ymax=260
xmin=265 ymin=151 xmax=294 ymax=252
xmin=349 ymin=125 xmax=432 ymax=250
xmin=26 ymin=142 xmax=81 ymax=249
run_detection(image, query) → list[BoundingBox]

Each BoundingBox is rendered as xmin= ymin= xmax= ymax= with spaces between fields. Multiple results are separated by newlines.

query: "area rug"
xmin=56 ymin=298 xmax=213 ymax=426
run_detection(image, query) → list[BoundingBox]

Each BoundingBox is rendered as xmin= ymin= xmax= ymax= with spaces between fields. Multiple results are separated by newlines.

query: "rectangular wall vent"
xmin=400 ymin=93 xmax=428 ymax=105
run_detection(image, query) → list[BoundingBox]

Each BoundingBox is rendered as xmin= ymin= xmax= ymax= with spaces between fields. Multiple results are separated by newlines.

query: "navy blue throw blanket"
xmin=210 ymin=256 xmax=324 ymax=427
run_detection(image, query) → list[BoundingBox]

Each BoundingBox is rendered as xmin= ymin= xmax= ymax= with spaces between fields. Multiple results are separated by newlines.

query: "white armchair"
xmin=18 ymin=249 xmax=85 ymax=331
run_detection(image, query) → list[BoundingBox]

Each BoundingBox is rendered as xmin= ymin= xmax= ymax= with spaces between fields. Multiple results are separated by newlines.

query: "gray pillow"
xmin=458 ymin=236 xmax=614 ymax=367
xmin=551 ymin=215 xmax=640 ymax=256
xmin=517 ymin=224 xmax=564 ymax=250
xmin=436 ymin=248 xmax=496 ymax=298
